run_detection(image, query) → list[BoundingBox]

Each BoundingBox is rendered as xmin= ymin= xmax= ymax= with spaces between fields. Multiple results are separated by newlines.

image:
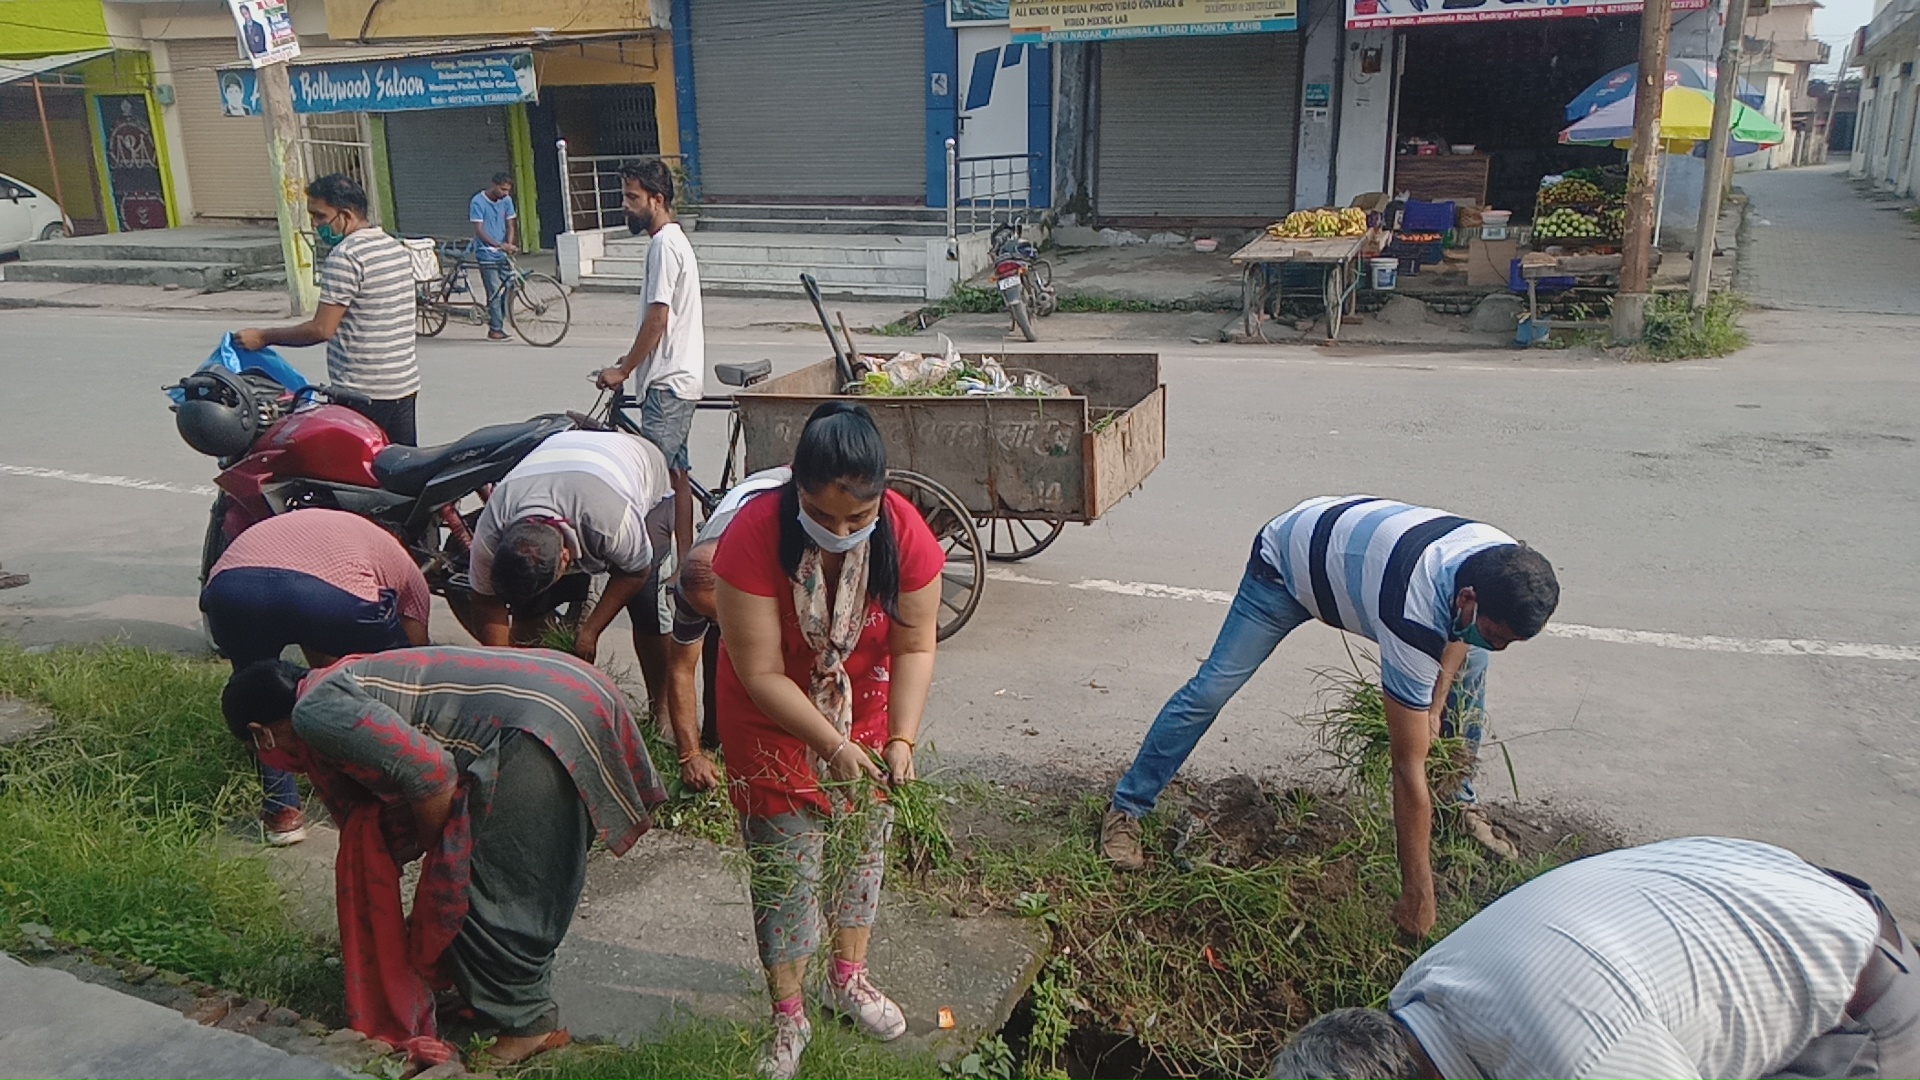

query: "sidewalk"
xmin=1736 ymin=162 xmax=1920 ymax=316
xmin=0 ymin=953 xmax=351 ymax=1079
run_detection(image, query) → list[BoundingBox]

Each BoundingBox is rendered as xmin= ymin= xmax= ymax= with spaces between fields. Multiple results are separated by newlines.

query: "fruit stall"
xmin=1230 ymin=207 xmax=1391 ymax=343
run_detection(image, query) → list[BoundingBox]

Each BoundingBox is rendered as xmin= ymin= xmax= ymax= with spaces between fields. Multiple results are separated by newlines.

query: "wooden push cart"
xmin=730 ymin=352 xmax=1167 ymax=639
xmin=1231 ymin=229 xmax=1392 ymax=343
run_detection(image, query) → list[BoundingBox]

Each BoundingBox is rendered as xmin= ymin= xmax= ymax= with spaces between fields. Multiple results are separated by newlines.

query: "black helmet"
xmin=174 ymin=368 xmax=260 ymax=458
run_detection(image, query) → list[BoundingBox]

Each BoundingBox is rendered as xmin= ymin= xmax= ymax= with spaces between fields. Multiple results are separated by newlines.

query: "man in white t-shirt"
xmin=596 ymin=158 xmax=705 ymax=564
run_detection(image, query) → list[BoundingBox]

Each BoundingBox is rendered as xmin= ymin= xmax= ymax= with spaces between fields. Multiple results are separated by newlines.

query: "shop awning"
xmin=0 ymin=49 xmax=113 ymax=88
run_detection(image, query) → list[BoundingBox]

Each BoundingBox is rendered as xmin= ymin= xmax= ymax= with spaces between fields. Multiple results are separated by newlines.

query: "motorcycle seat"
xmin=716 ymin=359 xmax=771 ymax=387
xmin=373 ymin=419 xmax=555 ymax=496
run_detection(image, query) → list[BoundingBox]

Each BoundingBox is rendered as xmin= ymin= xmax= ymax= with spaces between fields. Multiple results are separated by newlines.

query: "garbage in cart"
xmin=852 ymin=337 xmax=1071 ymax=399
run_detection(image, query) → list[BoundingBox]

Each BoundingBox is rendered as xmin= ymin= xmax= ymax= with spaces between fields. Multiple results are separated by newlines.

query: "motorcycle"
xmin=168 ymin=357 xmax=583 ymax=615
xmin=989 ymin=216 xmax=1056 ymax=343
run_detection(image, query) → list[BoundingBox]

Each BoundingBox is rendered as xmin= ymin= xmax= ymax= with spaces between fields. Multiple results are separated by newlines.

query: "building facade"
xmin=1851 ymin=0 xmax=1920 ymax=196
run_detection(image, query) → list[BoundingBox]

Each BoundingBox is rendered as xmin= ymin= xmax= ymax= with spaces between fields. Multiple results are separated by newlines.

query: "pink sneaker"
xmin=758 ymin=1009 xmax=811 ymax=1079
xmin=823 ymin=968 xmax=907 ymax=1042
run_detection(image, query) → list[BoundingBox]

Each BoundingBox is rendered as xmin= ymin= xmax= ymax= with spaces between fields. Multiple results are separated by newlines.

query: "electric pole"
xmin=1688 ymin=0 xmax=1751 ymax=313
xmin=258 ymin=61 xmax=319 ymax=317
xmin=1612 ymin=0 xmax=1675 ymax=344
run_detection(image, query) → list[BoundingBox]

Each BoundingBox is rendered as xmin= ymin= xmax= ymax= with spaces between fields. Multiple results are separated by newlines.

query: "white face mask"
xmin=797 ymin=503 xmax=876 ymax=553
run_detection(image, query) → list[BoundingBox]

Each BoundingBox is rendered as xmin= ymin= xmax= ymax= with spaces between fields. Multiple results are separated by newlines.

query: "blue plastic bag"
xmin=166 ymin=334 xmax=311 ymax=405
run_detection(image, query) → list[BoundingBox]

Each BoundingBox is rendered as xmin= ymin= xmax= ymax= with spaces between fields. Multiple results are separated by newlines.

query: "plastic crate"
xmin=1401 ymin=200 xmax=1456 ymax=232
xmin=1389 ymin=239 xmax=1445 ymax=265
xmin=1509 ymin=258 xmax=1575 ymax=294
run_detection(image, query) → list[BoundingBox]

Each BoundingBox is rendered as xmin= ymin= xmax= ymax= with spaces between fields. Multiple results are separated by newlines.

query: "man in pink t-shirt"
xmin=202 ymin=509 xmax=431 ymax=843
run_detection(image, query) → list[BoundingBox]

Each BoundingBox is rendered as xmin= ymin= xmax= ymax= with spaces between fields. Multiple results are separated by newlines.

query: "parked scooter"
xmin=167 ymin=360 xmax=582 ymax=611
xmin=989 ymin=216 xmax=1056 ymax=342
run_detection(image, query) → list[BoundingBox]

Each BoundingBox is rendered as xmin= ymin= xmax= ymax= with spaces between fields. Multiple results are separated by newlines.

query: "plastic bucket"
xmin=1369 ymin=257 xmax=1399 ymax=290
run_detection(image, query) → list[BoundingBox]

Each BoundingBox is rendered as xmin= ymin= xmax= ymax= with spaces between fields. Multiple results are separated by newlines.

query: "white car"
xmin=0 ymin=173 xmax=71 ymax=256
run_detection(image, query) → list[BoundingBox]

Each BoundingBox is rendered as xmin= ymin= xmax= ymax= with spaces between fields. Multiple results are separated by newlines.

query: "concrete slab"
xmin=1040 ymin=244 xmax=1243 ymax=309
xmin=258 ymin=824 xmax=1048 ymax=1056
xmin=0 ymin=694 xmax=55 ymax=747
xmin=0 ymin=952 xmax=353 ymax=1079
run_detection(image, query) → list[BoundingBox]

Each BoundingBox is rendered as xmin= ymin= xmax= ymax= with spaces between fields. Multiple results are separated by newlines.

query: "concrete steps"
xmin=695 ymin=204 xmax=948 ymax=237
xmin=6 ymin=227 xmax=284 ymax=292
xmin=1 ymin=259 xmax=249 ymax=290
xmin=582 ymin=230 xmax=939 ymax=300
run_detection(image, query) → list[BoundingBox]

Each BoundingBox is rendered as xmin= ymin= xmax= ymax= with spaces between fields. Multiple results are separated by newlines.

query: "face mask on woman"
xmin=797 ymin=503 xmax=875 ymax=553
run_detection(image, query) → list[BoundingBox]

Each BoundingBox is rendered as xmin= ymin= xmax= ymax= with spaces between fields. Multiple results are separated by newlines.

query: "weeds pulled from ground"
xmin=1637 ymin=290 xmax=1750 ymax=361
xmin=907 ymin=654 xmax=1580 ymax=1078
xmin=0 ymin=645 xmax=341 ymax=1017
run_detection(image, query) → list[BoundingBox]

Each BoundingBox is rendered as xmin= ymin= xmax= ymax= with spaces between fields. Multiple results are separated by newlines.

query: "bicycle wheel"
xmin=416 ymin=284 xmax=448 ymax=338
xmin=887 ymin=470 xmax=984 ymax=641
xmin=979 ymin=514 xmax=1064 ymax=562
xmin=509 ymin=272 xmax=571 ymax=347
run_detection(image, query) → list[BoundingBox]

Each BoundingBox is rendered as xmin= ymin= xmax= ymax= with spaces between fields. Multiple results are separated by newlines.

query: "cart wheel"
xmin=888 ymin=469 xmax=983 ymax=641
xmin=509 ymin=272 xmax=572 ymax=347
xmin=416 ymin=285 xmax=448 ymax=338
xmin=979 ymin=514 xmax=1064 ymax=562
xmin=1323 ymin=265 xmax=1344 ymax=342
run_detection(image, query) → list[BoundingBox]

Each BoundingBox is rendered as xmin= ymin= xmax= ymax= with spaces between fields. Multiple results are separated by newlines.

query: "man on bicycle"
xmin=594 ymin=159 xmax=704 ymax=568
xmin=470 ymin=172 xmax=519 ymax=342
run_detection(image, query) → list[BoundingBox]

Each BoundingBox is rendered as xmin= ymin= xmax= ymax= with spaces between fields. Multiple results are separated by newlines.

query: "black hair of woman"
xmin=777 ymin=401 xmax=905 ymax=623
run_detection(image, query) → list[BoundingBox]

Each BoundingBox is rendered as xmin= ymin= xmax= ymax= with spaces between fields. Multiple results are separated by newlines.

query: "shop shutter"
xmin=690 ymin=0 xmax=925 ymax=201
xmin=164 ymin=38 xmax=277 ymax=219
xmin=384 ymin=107 xmax=511 ymax=240
xmin=1098 ymin=34 xmax=1300 ymax=218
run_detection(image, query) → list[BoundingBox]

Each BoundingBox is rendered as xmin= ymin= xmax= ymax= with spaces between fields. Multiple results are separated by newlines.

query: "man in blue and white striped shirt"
xmin=1271 ymin=837 xmax=1920 ymax=1080
xmin=1101 ymin=496 xmax=1559 ymax=937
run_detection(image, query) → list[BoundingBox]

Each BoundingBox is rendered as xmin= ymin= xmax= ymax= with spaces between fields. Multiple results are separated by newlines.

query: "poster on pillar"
xmin=1346 ymin=0 xmax=1704 ymax=29
xmin=1009 ymin=0 xmax=1297 ymax=41
xmin=226 ymin=0 xmax=299 ymax=68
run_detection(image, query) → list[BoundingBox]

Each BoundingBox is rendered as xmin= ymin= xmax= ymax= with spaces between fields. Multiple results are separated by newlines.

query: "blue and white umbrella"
xmin=1564 ymin=59 xmax=1765 ymax=121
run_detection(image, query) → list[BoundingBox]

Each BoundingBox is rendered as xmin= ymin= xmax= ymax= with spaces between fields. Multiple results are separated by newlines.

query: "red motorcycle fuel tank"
xmin=251 ymin=404 xmax=388 ymax=487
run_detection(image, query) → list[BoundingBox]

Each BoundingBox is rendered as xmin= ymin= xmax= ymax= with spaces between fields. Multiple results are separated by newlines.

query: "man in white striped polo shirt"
xmin=1271 ymin=836 xmax=1920 ymax=1079
xmin=1101 ymin=496 xmax=1559 ymax=937
xmin=237 ymin=173 xmax=421 ymax=444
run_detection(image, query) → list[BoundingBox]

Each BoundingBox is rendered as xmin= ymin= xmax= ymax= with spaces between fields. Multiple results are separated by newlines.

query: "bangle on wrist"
xmin=886 ymin=736 xmax=916 ymax=751
xmin=825 ymin=734 xmax=851 ymax=762
xmin=678 ymin=750 xmax=703 ymax=764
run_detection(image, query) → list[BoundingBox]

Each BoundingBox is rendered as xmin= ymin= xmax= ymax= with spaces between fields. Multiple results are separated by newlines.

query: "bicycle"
xmin=590 ymin=361 xmax=987 ymax=641
xmin=414 ymin=240 xmax=572 ymax=347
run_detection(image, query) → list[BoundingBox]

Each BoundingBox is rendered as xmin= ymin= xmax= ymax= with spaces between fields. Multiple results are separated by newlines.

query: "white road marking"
xmin=985 ymin=568 xmax=1920 ymax=663
xmin=0 ymin=463 xmax=216 ymax=497
xmin=7 ymin=463 xmax=1911 ymax=662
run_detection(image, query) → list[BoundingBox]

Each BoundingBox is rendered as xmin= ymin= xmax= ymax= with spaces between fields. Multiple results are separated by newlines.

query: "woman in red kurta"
xmin=713 ymin=402 xmax=943 ymax=1080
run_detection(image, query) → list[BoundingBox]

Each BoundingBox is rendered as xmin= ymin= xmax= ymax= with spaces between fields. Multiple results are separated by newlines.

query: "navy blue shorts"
xmin=201 ymin=566 xmax=410 ymax=665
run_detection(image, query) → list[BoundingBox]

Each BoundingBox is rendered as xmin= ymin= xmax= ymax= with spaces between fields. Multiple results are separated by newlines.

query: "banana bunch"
xmin=1269 ymin=207 xmax=1369 ymax=240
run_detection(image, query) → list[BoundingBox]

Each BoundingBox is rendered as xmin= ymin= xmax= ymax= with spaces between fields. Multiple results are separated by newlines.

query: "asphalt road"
xmin=3 ymin=296 xmax=1919 ymax=914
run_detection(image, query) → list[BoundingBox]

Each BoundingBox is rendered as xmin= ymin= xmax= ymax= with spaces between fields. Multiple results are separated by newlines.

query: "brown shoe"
xmin=1101 ymin=809 xmax=1145 ymax=871
xmin=1461 ymin=805 xmax=1517 ymax=861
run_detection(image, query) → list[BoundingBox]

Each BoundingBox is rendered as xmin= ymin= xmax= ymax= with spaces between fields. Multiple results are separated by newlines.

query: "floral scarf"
xmin=792 ymin=539 xmax=871 ymax=780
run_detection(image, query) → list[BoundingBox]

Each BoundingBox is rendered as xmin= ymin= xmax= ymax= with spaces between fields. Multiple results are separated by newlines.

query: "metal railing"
xmin=556 ymin=140 xmax=687 ymax=233
xmin=951 ymin=150 xmax=1034 ymax=238
xmin=299 ymin=112 xmax=379 ymax=225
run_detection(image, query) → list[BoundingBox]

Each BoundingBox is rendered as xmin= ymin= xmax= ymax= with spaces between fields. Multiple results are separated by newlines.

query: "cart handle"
xmin=800 ymin=273 xmax=857 ymax=391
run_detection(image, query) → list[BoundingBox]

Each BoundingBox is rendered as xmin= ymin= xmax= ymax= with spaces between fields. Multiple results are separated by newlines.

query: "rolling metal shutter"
xmin=691 ymin=0 xmax=925 ymax=201
xmin=384 ymin=107 xmax=511 ymax=240
xmin=165 ymin=38 xmax=277 ymax=219
xmin=1098 ymin=34 xmax=1300 ymax=219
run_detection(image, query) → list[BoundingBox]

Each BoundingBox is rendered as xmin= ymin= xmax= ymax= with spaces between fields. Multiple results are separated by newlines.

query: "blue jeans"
xmin=1110 ymin=568 xmax=1488 ymax=818
xmin=478 ymin=260 xmax=509 ymax=332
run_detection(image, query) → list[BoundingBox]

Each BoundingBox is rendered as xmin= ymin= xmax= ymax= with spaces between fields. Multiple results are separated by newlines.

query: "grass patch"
xmin=1054 ymin=294 xmax=1198 ymax=314
xmin=900 ymin=654 xmax=1580 ymax=1078
xmin=515 ymin=1012 xmax=940 ymax=1080
xmin=0 ymin=644 xmax=341 ymax=1017
xmin=1636 ymin=290 xmax=1750 ymax=361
